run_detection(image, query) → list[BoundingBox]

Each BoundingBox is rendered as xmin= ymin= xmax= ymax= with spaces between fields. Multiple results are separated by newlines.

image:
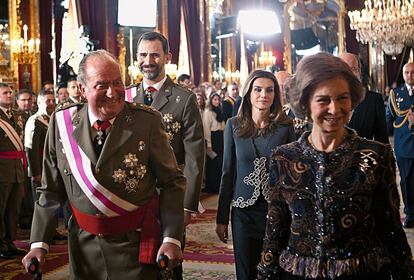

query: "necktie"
xmin=144 ymin=86 xmax=157 ymax=106
xmin=93 ymin=120 xmax=111 ymax=156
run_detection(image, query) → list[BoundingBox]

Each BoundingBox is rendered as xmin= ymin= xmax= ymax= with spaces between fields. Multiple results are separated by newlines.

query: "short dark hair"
xmin=0 ymin=82 xmax=10 ymax=88
xmin=17 ymin=89 xmax=33 ymax=99
xmin=287 ymin=52 xmax=365 ymax=119
xmin=77 ymin=49 xmax=119 ymax=86
xmin=42 ymin=81 xmax=53 ymax=86
xmin=67 ymin=77 xmax=77 ymax=84
xmin=177 ymin=74 xmax=191 ymax=83
xmin=137 ymin=31 xmax=169 ymax=54
xmin=236 ymin=69 xmax=291 ymax=138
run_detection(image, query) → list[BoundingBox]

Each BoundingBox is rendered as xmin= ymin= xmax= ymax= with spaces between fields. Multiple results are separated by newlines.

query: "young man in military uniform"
xmin=127 ymin=31 xmax=205 ymax=279
xmin=386 ymin=62 xmax=414 ymax=228
xmin=24 ymin=89 xmax=56 ymax=199
xmin=22 ymin=50 xmax=185 ymax=279
xmin=0 ymin=83 xmax=27 ymax=259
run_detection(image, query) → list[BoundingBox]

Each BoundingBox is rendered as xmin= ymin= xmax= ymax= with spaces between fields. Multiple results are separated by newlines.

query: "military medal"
xmin=96 ymin=130 xmax=104 ymax=145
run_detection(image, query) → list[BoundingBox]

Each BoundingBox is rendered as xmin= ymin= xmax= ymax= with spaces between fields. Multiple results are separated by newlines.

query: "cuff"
xmin=163 ymin=237 xmax=181 ymax=249
xmin=30 ymin=242 xmax=49 ymax=253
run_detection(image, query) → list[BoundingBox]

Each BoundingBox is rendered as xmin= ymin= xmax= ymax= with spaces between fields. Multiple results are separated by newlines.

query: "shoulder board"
xmin=127 ymin=102 xmax=158 ymax=114
xmin=126 ymin=83 xmax=140 ymax=90
xmin=56 ymin=100 xmax=84 ymax=112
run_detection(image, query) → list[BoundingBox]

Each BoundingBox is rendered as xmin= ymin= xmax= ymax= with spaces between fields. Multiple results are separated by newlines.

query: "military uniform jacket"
xmin=24 ymin=113 xmax=49 ymax=177
xmin=0 ymin=109 xmax=25 ymax=183
xmin=386 ymin=84 xmax=414 ymax=158
xmin=132 ymin=76 xmax=205 ymax=212
xmin=30 ymin=103 xmax=186 ymax=279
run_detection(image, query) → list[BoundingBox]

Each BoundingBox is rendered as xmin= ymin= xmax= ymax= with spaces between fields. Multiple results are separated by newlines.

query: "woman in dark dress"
xmin=257 ymin=53 xmax=414 ymax=280
xmin=216 ymin=70 xmax=295 ymax=280
xmin=203 ymin=93 xmax=225 ymax=193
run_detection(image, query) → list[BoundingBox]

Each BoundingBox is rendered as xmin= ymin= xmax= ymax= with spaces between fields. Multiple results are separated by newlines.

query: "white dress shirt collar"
xmin=143 ymin=76 xmax=167 ymax=91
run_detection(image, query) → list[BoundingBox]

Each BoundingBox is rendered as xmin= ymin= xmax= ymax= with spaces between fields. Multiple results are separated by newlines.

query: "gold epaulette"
xmin=126 ymin=83 xmax=139 ymax=90
xmin=55 ymin=100 xmax=84 ymax=112
xmin=389 ymin=88 xmax=410 ymax=128
xmin=128 ymin=102 xmax=158 ymax=114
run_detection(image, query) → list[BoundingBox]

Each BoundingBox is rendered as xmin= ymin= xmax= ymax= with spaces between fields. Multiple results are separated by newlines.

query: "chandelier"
xmin=348 ymin=0 xmax=414 ymax=58
xmin=259 ymin=51 xmax=276 ymax=69
xmin=11 ymin=24 xmax=40 ymax=64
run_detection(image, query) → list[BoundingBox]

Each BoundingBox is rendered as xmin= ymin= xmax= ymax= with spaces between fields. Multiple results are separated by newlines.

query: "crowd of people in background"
xmin=1 ymin=30 xmax=414 ymax=280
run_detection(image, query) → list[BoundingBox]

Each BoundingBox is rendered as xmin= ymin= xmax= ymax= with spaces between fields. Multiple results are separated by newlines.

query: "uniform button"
xmin=63 ymin=169 xmax=68 ymax=175
xmin=95 ymin=168 xmax=100 ymax=174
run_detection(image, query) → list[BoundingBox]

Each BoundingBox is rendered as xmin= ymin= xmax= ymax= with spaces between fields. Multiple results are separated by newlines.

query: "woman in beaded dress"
xmin=216 ymin=70 xmax=295 ymax=280
xmin=257 ymin=52 xmax=414 ymax=280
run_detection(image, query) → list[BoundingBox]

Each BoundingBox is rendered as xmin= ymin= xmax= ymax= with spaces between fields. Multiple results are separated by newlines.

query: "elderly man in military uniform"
xmin=0 ymin=83 xmax=27 ymax=259
xmin=126 ymin=31 xmax=205 ymax=279
xmin=386 ymin=62 xmax=414 ymax=228
xmin=22 ymin=50 xmax=185 ymax=279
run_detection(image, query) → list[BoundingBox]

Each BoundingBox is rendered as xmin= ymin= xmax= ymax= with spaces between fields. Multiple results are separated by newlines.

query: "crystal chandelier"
xmin=259 ymin=51 xmax=276 ymax=70
xmin=348 ymin=0 xmax=414 ymax=58
xmin=11 ymin=24 xmax=40 ymax=64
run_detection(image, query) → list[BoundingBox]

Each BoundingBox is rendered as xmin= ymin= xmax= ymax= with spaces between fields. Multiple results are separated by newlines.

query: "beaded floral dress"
xmin=257 ymin=128 xmax=413 ymax=279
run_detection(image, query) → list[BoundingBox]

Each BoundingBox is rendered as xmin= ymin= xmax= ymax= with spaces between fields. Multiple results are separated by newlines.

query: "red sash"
xmin=0 ymin=151 xmax=27 ymax=169
xmin=71 ymin=195 xmax=160 ymax=264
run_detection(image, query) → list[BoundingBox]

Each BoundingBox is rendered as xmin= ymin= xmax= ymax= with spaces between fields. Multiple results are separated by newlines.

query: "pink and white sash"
xmin=56 ymin=107 xmax=138 ymax=217
xmin=0 ymin=118 xmax=23 ymax=151
xmin=125 ymin=86 xmax=138 ymax=102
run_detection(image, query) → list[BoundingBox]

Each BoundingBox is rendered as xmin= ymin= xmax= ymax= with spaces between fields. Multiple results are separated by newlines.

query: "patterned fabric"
xmin=257 ymin=128 xmax=413 ymax=279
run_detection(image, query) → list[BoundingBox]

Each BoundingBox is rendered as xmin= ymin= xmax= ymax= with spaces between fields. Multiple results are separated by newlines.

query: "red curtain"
xmin=39 ymin=0 xmax=53 ymax=84
xmin=182 ymin=0 xmax=202 ymax=86
xmin=75 ymin=0 xmax=118 ymax=55
xmin=167 ymin=1 xmax=181 ymax=65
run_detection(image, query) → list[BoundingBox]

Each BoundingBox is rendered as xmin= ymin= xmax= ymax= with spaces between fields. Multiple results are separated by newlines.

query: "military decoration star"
xmin=138 ymin=140 xmax=146 ymax=151
xmin=112 ymin=169 xmax=127 ymax=183
xmin=113 ymin=153 xmax=147 ymax=193
xmin=162 ymin=113 xmax=181 ymax=143
xmin=123 ymin=153 xmax=139 ymax=167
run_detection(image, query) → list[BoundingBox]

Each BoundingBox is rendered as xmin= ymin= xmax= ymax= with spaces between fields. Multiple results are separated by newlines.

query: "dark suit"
xmin=222 ymin=96 xmax=239 ymax=123
xmin=132 ymin=76 xmax=205 ymax=213
xmin=348 ymin=90 xmax=388 ymax=143
xmin=0 ymin=109 xmax=25 ymax=253
xmin=30 ymin=102 xmax=186 ymax=279
xmin=386 ymin=84 xmax=414 ymax=222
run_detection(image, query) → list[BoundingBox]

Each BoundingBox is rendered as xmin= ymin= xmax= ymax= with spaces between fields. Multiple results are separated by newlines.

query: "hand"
xmin=32 ymin=175 xmax=41 ymax=184
xmin=22 ymin=248 xmax=46 ymax=273
xmin=157 ymin=242 xmax=183 ymax=271
xmin=408 ymin=111 xmax=414 ymax=130
xmin=184 ymin=211 xmax=192 ymax=226
xmin=216 ymin=223 xmax=228 ymax=243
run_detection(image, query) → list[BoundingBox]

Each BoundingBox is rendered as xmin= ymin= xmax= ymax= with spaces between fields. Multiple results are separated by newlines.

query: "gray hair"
xmin=286 ymin=52 xmax=365 ymax=118
xmin=77 ymin=49 xmax=119 ymax=86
